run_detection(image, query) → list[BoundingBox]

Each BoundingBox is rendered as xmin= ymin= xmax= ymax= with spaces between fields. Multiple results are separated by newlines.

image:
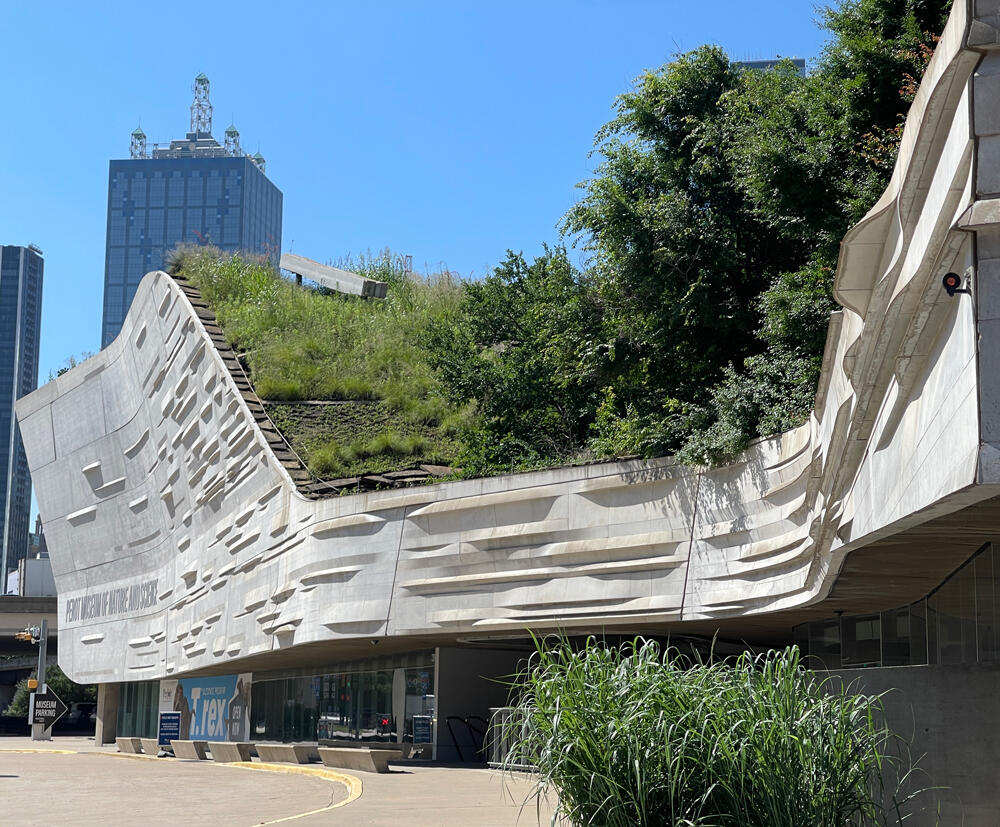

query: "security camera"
xmin=943 ymin=272 xmax=971 ymax=296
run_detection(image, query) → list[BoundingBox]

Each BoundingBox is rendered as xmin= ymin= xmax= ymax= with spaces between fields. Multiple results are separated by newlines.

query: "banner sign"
xmin=158 ymin=674 xmax=251 ymax=742
xmin=158 ymin=711 xmax=181 ymax=746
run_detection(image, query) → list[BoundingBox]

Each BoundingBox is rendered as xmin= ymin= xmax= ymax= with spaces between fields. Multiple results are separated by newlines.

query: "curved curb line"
xmin=0 ymin=749 xmax=363 ymax=822
xmin=225 ymin=761 xmax=363 ymax=823
xmin=100 ymin=751 xmax=161 ymax=760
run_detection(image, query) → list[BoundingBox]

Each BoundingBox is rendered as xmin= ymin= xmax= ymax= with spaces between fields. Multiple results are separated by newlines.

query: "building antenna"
xmin=190 ymin=73 xmax=213 ymax=135
xmin=251 ymin=142 xmax=266 ymax=173
xmin=224 ymin=122 xmax=241 ymax=157
xmin=130 ymin=122 xmax=148 ymax=159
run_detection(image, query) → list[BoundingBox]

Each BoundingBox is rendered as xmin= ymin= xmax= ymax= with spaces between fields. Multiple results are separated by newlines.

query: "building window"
xmin=795 ymin=542 xmax=1000 ymax=669
xmin=131 ymin=177 xmax=147 ymax=208
xmin=117 ymin=681 xmax=158 ymax=738
xmin=148 ymin=209 xmax=164 ymax=245
xmin=109 ymin=211 xmax=126 ymax=245
xmin=168 ymin=174 xmax=184 ymax=207
xmin=250 ymin=658 xmax=435 ymax=744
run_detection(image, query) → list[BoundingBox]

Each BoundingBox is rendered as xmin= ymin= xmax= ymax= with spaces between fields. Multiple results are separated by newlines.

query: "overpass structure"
xmin=14 ymin=2 xmax=1000 ymax=822
xmin=0 ymin=597 xmax=56 ymax=656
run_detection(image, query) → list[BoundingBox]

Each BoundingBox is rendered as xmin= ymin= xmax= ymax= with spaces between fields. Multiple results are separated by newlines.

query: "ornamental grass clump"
xmin=503 ymin=638 xmax=927 ymax=827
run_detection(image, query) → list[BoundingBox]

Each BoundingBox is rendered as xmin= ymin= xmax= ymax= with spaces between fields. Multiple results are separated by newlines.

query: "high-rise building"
xmin=737 ymin=57 xmax=807 ymax=76
xmin=101 ymin=74 xmax=282 ymax=347
xmin=0 ymin=244 xmax=43 ymax=591
xmin=28 ymin=513 xmax=47 ymax=559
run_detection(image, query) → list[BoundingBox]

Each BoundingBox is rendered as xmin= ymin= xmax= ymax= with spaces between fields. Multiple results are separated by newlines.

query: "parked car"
xmin=65 ymin=702 xmax=96 ymax=727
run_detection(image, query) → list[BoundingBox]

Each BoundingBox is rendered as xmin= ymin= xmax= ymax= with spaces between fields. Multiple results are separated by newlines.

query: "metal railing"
xmin=486 ymin=706 xmax=536 ymax=771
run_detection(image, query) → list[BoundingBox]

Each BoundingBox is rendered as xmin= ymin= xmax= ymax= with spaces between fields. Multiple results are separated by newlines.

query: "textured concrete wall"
xmin=833 ymin=664 xmax=1000 ymax=826
xmin=15 ymin=0 xmax=1000 ymax=685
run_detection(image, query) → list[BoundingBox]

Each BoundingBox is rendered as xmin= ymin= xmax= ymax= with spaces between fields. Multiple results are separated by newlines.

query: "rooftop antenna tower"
xmin=190 ymin=73 xmax=213 ymax=135
xmin=130 ymin=124 xmax=148 ymax=159
xmin=224 ymin=123 xmax=241 ymax=156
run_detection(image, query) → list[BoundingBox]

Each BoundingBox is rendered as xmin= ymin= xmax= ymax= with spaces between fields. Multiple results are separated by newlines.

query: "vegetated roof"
xmin=169 ymin=246 xmax=631 ymax=495
xmin=167 ymin=247 xmax=467 ymax=497
xmin=170 ymin=270 xmax=459 ymax=497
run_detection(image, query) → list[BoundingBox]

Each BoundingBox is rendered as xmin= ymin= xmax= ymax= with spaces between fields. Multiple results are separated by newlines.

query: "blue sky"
xmin=2 ymin=0 xmax=830 ymax=383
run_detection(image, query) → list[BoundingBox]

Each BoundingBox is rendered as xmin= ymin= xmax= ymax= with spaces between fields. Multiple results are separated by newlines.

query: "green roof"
xmin=131 ymin=126 xmax=146 ymax=137
xmin=225 ymin=124 xmax=239 ymax=135
xmin=195 ymin=73 xmax=209 ymax=82
xmin=252 ymin=151 xmax=265 ymax=160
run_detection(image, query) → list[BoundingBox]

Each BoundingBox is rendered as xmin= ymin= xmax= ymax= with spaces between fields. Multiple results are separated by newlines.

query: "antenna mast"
xmin=130 ymin=125 xmax=148 ymax=159
xmin=190 ymin=73 xmax=213 ymax=135
xmin=224 ymin=123 xmax=241 ymax=156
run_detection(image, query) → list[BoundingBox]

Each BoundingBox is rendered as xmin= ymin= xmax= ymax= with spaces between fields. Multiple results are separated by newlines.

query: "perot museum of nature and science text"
xmin=16 ymin=1 xmax=1000 ymax=821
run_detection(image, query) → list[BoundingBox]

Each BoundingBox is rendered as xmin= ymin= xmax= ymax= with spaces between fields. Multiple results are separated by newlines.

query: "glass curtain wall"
xmin=251 ymin=660 xmax=434 ymax=744
xmin=116 ymin=680 xmax=158 ymax=738
xmin=796 ymin=542 xmax=1000 ymax=668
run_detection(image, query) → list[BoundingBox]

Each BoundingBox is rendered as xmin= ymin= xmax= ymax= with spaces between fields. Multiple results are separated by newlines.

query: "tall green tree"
xmin=564 ymin=48 xmax=800 ymax=421
xmin=5 ymin=663 xmax=96 ymax=717
xmin=564 ymin=0 xmax=950 ymax=464
xmin=425 ymin=0 xmax=952 ymax=470
xmin=426 ymin=247 xmax=603 ymax=472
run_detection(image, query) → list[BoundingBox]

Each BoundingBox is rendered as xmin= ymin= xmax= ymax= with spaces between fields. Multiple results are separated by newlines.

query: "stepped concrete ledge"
xmin=171 ymin=740 xmax=208 ymax=760
xmin=255 ymin=743 xmax=319 ymax=764
xmin=17 ymin=0 xmax=1000 ymax=683
xmin=318 ymin=747 xmax=401 ymax=774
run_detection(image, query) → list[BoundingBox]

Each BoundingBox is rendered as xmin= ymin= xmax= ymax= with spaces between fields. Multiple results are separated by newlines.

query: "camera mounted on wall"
xmin=942 ymin=272 xmax=972 ymax=296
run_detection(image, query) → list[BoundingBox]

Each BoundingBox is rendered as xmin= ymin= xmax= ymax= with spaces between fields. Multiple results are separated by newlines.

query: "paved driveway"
xmin=0 ymin=740 xmax=556 ymax=826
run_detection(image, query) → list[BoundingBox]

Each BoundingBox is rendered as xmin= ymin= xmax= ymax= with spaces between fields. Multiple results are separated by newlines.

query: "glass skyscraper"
xmin=101 ymin=76 xmax=282 ymax=347
xmin=0 ymin=245 xmax=43 ymax=590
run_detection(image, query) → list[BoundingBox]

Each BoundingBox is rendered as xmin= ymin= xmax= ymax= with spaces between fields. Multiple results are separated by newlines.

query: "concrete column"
xmin=391 ymin=668 xmax=405 ymax=745
xmin=93 ymin=683 xmax=119 ymax=745
xmin=830 ymin=664 xmax=1000 ymax=826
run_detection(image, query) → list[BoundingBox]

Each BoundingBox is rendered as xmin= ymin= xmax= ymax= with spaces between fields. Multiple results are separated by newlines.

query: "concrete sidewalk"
xmin=0 ymin=738 xmax=557 ymax=825
xmin=294 ymin=763 xmax=555 ymax=826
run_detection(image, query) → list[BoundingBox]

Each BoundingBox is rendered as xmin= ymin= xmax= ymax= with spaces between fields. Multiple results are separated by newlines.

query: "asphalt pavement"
xmin=0 ymin=737 xmax=557 ymax=826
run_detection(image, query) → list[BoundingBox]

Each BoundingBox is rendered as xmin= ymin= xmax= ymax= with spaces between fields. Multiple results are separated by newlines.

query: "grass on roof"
xmin=266 ymin=401 xmax=463 ymax=479
xmin=169 ymin=245 xmax=473 ymax=479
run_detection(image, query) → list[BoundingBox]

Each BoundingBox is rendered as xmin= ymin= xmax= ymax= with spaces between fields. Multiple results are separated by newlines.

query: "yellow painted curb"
xmin=0 ymin=748 xmax=364 ymax=823
xmin=226 ymin=761 xmax=363 ymax=823
xmin=99 ymin=751 xmax=162 ymax=761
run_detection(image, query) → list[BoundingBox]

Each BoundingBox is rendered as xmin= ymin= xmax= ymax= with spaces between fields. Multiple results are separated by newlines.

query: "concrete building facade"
xmin=0 ymin=245 xmax=42 ymax=593
xmin=101 ymin=76 xmax=282 ymax=347
xmin=16 ymin=3 xmax=1000 ymax=822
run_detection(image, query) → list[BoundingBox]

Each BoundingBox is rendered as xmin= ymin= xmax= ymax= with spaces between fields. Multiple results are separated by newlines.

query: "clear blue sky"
xmin=2 ymin=0 xmax=830 ymax=383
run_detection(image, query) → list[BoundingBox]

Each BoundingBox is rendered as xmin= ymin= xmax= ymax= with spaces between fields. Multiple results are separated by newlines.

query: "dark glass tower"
xmin=101 ymin=75 xmax=282 ymax=347
xmin=0 ymin=245 xmax=43 ymax=591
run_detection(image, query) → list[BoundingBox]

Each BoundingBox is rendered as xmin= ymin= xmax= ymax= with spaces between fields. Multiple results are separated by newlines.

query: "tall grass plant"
xmin=503 ymin=637 xmax=928 ymax=826
xmin=170 ymin=245 xmax=464 ymax=415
